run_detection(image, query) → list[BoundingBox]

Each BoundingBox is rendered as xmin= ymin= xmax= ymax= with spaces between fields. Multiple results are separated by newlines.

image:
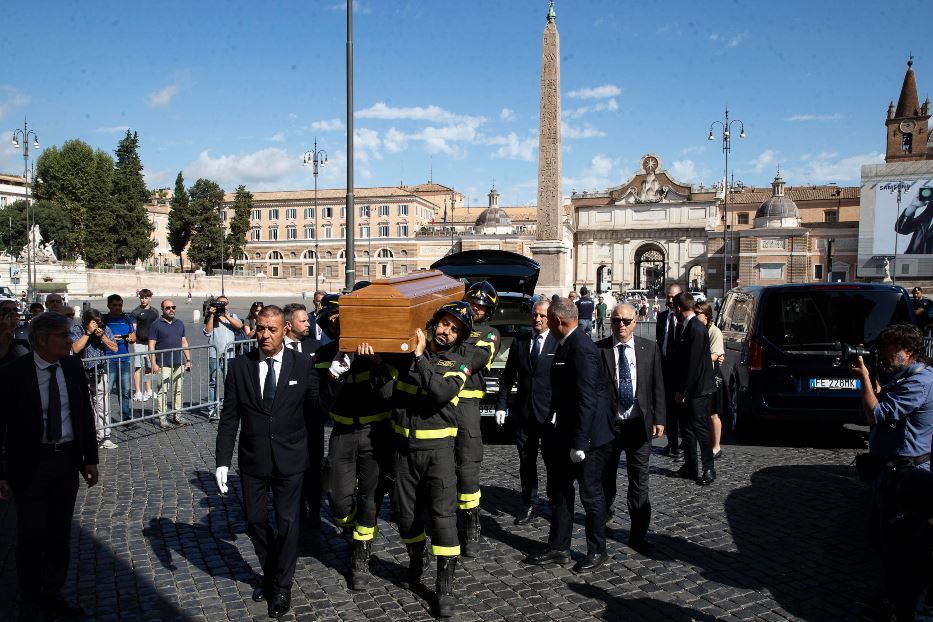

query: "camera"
xmin=214 ymin=301 xmax=227 ymax=313
xmin=842 ymin=343 xmax=872 ymax=364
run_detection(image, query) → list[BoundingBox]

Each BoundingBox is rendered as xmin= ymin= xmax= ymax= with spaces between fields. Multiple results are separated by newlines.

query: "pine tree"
xmin=112 ymin=130 xmax=154 ymax=263
xmin=167 ymin=172 xmax=193 ymax=271
xmin=186 ymin=178 xmax=225 ymax=272
xmin=228 ymin=185 xmax=253 ymax=270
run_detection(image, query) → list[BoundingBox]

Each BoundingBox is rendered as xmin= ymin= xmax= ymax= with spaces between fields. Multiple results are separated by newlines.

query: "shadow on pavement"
xmin=567 ymin=582 xmax=720 ymax=621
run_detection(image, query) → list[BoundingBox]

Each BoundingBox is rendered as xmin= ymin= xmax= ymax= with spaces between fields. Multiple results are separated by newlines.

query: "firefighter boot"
xmin=401 ymin=541 xmax=425 ymax=590
xmin=435 ymin=556 xmax=458 ymax=618
xmin=461 ymin=507 xmax=482 ymax=558
xmin=349 ymin=539 xmax=372 ymax=591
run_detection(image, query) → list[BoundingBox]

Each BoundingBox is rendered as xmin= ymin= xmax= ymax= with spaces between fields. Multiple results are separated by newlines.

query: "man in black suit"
xmin=215 ymin=305 xmax=320 ymax=618
xmin=670 ymin=292 xmax=717 ymax=486
xmin=494 ymin=299 xmax=559 ymax=525
xmin=524 ymin=298 xmax=615 ymax=573
xmin=0 ymin=312 xmax=100 ymax=621
xmin=655 ymin=282 xmax=683 ymax=458
xmin=283 ymin=303 xmax=321 ymax=357
xmin=596 ymin=303 xmax=666 ymax=556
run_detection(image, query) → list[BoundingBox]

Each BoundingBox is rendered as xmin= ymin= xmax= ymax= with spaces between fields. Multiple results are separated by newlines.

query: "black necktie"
xmin=290 ymin=341 xmax=300 ymax=352
xmin=262 ymin=358 xmax=277 ymax=413
xmin=47 ymin=364 xmax=62 ymax=442
xmin=617 ymin=344 xmax=634 ymax=412
xmin=531 ymin=334 xmax=542 ymax=366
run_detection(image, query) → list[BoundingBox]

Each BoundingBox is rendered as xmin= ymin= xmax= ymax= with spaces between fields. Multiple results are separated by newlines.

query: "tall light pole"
xmin=218 ymin=204 xmax=225 ymax=296
xmin=11 ymin=119 xmax=39 ymax=301
xmin=303 ymin=138 xmax=327 ymax=292
xmin=708 ymin=108 xmax=745 ymax=294
xmin=344 ymin=0 xmax=356 ymax=292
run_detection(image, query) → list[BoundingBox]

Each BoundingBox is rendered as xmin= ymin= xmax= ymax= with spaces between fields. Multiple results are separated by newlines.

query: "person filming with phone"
xmin=849 ymin=323 xmax=933 ymax=621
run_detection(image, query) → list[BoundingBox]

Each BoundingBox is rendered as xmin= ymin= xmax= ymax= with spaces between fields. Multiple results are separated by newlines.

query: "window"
xmin=378 ymin=225 xmax=389 ymax=237
xmin=286 ymin=226 xmax=297 ymax=240
xmin=360 ymin=264 xmax=370 ymax=277
xmin=269 ymin=208 xmax=279 ymax=220
xmin=304 ymin=207 xmax=315 ymax=219
xmin=221 ymin=210 xmax=228 ymax=221
xmin=306 ymin=265 xmax=315 ymax=277
xmin=340 ymin=225 xmax=346 ymax=238
xmin=379 ymin=204 xmax=390 ymax=217
xmin=252 ymin=209 xmax=262 ymax=220
xmin=759 ymin=263 xmax=784 ymax=280
xmin=269 ymin=251 xmax=283 ymax=260
xmin=398 ymin=204 xmax=409 ymax=216
xmin=399 ymin=264 xmax=409 ymax=275
xmin=268 ymin=227 xmax=279 ymax=241
xmin=737 ymin=212 xmax=749 ymax=225
xmin=0 ymin=197 xmax=6 ymax=207
xmin=902 ymin=133 xmax=913 ymax=152
xmin=326 ymin=266 xmax=336 ymax=278
xmin=286 ymin=208 xmax=297 ymax=220
xmin=360 ymin=224 xmax=370 ymax=238
xmin=824 ymin=210 xmax=838 ymax=223
xmin=272 ymin=266 xmax=279 ymax=277
xmin=814 ymin=264 xmax=824 ymax=280
xmin=381 ymin=264 xmax=389 ymax=277
xmin=397 ymin=224 xmax=409 ymax=237
xmin=360 ymin=205 xmax=370 ymax=218
xmin=323 ymin=225 xmax=332 ymax=239
xmin=341 ymin=206 xmax=346 ymax=218
xmin=322 ymin=207 xmax=333 ymax=218
xmin=377 ymin=249 xmax=393 ymax=258
xmin=251 ymin=228 xmax=261 ymax=241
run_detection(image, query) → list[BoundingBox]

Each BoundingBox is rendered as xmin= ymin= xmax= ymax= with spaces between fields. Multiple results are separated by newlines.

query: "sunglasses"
xmin=920 ymin=187 xmax=933 ymax=201
xmin=163 ymin=306 xmax=176 ymax=310
xmin=611 ymin=317 xmax=635 ymax=326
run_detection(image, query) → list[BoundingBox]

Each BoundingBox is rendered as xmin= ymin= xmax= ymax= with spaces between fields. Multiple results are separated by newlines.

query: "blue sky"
xmin=2 ymin=1 xmax=930 ymax=206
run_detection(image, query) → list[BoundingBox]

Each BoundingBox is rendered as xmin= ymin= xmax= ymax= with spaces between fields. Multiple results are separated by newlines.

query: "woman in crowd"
xmin=242 ymin=301 xmax=264 ymax=338
xmin=694 ymin=301 xmax=725 ymax=459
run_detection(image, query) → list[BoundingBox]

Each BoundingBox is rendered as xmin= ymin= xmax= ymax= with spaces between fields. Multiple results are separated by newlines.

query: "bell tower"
xmin=885 ymin=55 xmax=932 ymax=162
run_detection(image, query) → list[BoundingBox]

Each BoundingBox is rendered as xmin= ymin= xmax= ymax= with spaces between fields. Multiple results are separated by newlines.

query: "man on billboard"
xmin=895 ymin=183 xmax=933 ymax=254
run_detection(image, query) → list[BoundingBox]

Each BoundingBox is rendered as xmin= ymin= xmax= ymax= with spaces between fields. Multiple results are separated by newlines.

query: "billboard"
xmin=872 ymin=179 xmax=933 ymax=256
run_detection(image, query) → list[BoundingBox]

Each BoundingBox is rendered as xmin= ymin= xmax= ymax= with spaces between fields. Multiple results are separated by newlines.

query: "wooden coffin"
xmin=338 ymin=270 xmax=465 ymax=353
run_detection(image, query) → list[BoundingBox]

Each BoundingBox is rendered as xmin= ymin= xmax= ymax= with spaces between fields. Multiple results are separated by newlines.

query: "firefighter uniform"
xmin=315 ymin=341 xmax=394 ymax=590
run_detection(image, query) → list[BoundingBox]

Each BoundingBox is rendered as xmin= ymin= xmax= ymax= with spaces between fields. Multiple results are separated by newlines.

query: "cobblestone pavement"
xmin=0 ymin=417 xmax=881 ymax=621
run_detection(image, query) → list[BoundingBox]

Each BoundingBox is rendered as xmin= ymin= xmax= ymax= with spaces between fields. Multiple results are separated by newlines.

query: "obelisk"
xmin=531 ymin=0 xmax=572 ymax=295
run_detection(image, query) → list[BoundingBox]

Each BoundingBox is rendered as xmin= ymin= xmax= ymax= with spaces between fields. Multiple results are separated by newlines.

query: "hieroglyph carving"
xmin=536 ymin=21 xmax=562 ymax=241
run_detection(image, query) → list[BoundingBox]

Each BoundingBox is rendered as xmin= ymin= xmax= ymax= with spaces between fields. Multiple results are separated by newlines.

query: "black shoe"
xmin=676 ymin=465 xmax=698 ymax=480
xmin=40 ymin=592 xmax=84 ymax=618
xmin=268 ymin=590 xmax=291 ymax=618
xmin=572 ymin=552 xmax=607 ymax=573
xmin=461 ymin=507 xmax=482 ymax=558
xmin=435 ymin=556 xmax=458 ymax=618
xmin=514 ymin=505 xmax=538 ymax=526
xmin=713 ymin=449 xmax=723 ymax=460
xmin=252 ymin=586 xmax=266 ymax=602
xmin=628 ymin=537 xmax=655 ymax=557
xmin=698 ymin=469 xmax=716 ymax=486
xmin=523 ymin=548 xmax=572 ymax=566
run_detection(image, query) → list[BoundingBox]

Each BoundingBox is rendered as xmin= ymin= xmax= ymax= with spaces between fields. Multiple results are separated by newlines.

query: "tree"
xmin=228 ymin=185 xmax=252 ymax=270
xmin=33 ymin=139 xmax=116 ymax=265
xmin=111 ymin=130 xmax=154 ymax=263
xmin=186 ymin=178 xmax=225 ymax=272
xmin=167 ymin=172 xmax=193 ymax=271
xmin=0 ymin=200 xmax=75 ymax=262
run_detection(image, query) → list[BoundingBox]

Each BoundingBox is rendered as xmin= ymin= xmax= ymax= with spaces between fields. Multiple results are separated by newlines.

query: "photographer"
xmin=850 ymin=323 xmax=933 ymax=621
xmin=203 ymin=295 xmax=243 ymax=421
xmin=71 ymin=308 xmax=119 ymax=449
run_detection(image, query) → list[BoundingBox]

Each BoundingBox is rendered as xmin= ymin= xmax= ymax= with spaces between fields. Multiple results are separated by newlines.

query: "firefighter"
xmin=456 ymin=281 xmax=501 ymax=557
xmin=313 ymin=294 xmax=394 ymax=591
xmin=364 ymin=301 xmax=474 ymax=618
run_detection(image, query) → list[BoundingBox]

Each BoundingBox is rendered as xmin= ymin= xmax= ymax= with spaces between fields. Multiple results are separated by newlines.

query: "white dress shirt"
xmin=612 ymin=335 xmax=639 ymax=420
xmin=529 ymin=330 xmax=549 ymax=355
xmin=34 ymin=353 xmax=74 ymax=443
xmin=283 ymin=336 xmax=302 ymax=353
xmin=258 ymin=347 xmax=285 ymax=399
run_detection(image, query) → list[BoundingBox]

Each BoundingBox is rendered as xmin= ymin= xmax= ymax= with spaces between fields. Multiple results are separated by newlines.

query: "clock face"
xmin=900 ymin=120 xmax=917 ymax=133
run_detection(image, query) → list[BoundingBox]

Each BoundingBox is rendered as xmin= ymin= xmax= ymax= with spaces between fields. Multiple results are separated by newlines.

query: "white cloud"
xmin=143 ymin=169 xmax=172 ymax=190
xmin=564 ymin=97 xmax=618 ymax=120
xmin=310 ymin=118 xmax=345 ymax=132
xmin=594 ymin=98 xmax=619 ymax=113
xmin=791 ymin=151 xmax=884 ymax=184
xmin=564 ymin=155 xmax=618 ymax=192
xmin=357 ymin=102 xmax=484 ymax=126
xmin=184 ymin=148 xmax=299 ymax=189
xmin=709 ymin=33 xmax=720 ymax=41
xmin=95 ymin=125 xmax=131 ymax=134
xmin=567 ymin=84 xmax=621 ymax=99
xmin=750 ymin=149 xmax=776 ymax=174
xmin=269 ymin=131 xmax=286 ymax=143
xmin=784 ymin=113 xmax=844 ymax=122
xmin=727 ymin=32 xmax=747 ymax=47
xmin=670 ymin=160 xmax=699 ymax=183
xmin=561 ymin=121 xmax=605 ymax=139
xmin=0 ymin=87 xmax=30 ymax=119
xmin=492 ymin=132 xmax=537 ymax=162
xmin=500 ymin=108 xmax=515 ymax=122
xmin=148 ymin=84 xmax=178 ymax=108
xmin=680 ymin=145 xmax=707 ymax=156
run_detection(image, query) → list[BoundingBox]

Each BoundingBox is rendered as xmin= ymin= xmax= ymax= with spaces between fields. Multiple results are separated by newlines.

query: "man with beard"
xmin=282 ymin=303 xmax=320 ymax=356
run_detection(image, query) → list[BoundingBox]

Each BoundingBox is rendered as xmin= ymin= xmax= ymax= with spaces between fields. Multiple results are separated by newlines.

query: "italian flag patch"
xmin=461 ymin=365 xmax=471 ymax=376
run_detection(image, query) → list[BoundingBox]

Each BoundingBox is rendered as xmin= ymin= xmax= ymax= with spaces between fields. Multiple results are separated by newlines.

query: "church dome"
xmin=754 ymin=174 xmax=800 ymax=225
xmin=475 ymin=206 xmax=512 ymax=227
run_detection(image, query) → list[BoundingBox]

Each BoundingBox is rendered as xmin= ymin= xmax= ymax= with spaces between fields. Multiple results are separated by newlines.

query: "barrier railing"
xmin=926 ymin=337 xmax=933 ymax=360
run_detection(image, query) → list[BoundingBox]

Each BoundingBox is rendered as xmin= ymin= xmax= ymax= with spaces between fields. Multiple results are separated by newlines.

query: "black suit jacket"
xmin=495 ymin=331 xmax=559 ymax=424
xmin=596 ymin=335 xmax=666 ymax=440
xmin=550 ymin=328 xmax=614 ymax=452
xmin=216 ymin=347 xmax=319 ymax=477
xmin=0 ymin=353 xmax=98 ymax=487
xmin=671 ymin=316 xmax=716 ymax=399
xmin=655 ymin=308 xmax=676 ymax=358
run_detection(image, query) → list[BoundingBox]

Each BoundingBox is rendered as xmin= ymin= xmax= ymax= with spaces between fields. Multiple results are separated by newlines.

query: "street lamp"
xmin=11 ymin=119 xmax=39 ymax=301
xmin=218 ymin=204 xmax=225 ymax=296
xmin=303 ymin=137 xmax=327 ymax=292
xmin=707 ymin=108 xmax=745 ymax=294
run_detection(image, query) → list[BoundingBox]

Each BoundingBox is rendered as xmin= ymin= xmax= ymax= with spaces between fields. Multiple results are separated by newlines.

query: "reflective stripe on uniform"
xmin=347 ymin=370 xmax=371 ymax=384
xmin=432 ymin=544 xmax=461 ymax=556
xmin=353 ymin=524 xmax=377 ymax=541
xmin=314 ymin=361 xmax=332 ymax=369
xmin=392 ymin=423 xmax=458 ymax=439
xmin=385 ymin=363 xmax=426 ymax=395
xmin=457 ymin=490 xmax=481 ymax=510
xmin=457 ymin=389 xmax=484 ymax=399
xmin=330 ymin=411 xmax=391 ymax=426
xmin=335 ymin=508 xmax=357 ymax=526
xmin=475 ymin=339 xmax=496 ymax=369
xmin=402 ymin=531 xmax=427 ymax=544
xmin=443 ymin=371 xmax=467 ymax=382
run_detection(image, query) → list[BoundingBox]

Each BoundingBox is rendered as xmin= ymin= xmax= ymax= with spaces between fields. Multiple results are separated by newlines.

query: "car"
xmin=718 ymin=282 xmax=916 ymax=433
xmin=430 ymin=250 xmax=539 ymax=436
xmin=0 ymin=285 xmax=22 ymax=315
xmin=690 ymin=291 xmax=707 ymax=302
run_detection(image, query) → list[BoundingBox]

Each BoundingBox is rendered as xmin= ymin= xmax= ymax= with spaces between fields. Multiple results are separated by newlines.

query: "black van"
xmin=718 ymin=283 xmax=915 ymax=432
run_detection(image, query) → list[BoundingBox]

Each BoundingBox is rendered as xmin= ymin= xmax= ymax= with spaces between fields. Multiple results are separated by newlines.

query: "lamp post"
xmin=303 ymin=137 xmax=327 ymax=292
xmin=708 ymin=108 xmax=744 ymax=294
xmin=218 ymin=204 xmax=225 ymax=296
xmin=11 ymin=119 xmax=39 ymax=301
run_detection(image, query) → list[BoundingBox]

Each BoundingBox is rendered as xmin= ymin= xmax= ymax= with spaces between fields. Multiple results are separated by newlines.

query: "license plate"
xmin=809 ymin=378 xmax=860 ymax=390
xmin=480 ymin=408 xmax=496 ymax=417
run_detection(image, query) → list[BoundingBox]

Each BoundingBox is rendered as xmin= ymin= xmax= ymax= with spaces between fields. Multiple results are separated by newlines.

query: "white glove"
xmin=570 ymin=449 xmax=586 ymax=463
xmin=551 ymin=413 xmax=557 ymax=425
xmin=330 ymin=352 xmax=353 ymax=379
xmin=215 ymin=466 xmax=229 ymax=494
xmin=494 ymin=410 xmax=507 ymax=426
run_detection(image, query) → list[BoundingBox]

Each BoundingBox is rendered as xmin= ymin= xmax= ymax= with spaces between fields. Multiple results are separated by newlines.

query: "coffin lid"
xmin=430 ymin=250 xmax=540 ymax=296
xmin=339 ymin=270 xmax=463 ymax=307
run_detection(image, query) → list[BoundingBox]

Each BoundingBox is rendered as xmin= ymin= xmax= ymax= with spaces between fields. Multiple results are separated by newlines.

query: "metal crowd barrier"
xmin=926 ymin=337 xmax=933 ymax=360
xmin=79 ymin=339 xmax=256 ymax=433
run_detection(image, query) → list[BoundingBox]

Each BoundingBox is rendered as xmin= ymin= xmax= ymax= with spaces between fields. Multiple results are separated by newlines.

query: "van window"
xmin=719 ymin=293 xmax=754 ymax=334
xmin=761 ymin=289 xmax=911 ymax=349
